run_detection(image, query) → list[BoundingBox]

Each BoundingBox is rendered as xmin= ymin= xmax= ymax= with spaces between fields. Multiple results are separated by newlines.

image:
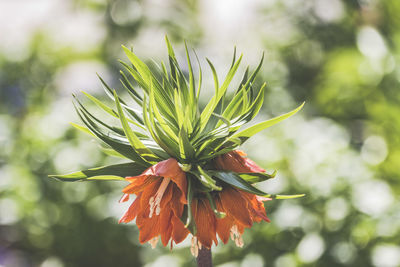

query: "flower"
xmin=119 ymin=152 xmax=271 ymax=253
xmin=190 ymin=187 xmax=271 ymax=256
xmin=188 ymin=151 xmax=271 ymax=255
xmin=119 ymin=158 xmax=190 ymax=248
xmin=215 ymin=150 xmax=266 ymax=173
xmin=51 ymin=39 xmax=304 ymax=257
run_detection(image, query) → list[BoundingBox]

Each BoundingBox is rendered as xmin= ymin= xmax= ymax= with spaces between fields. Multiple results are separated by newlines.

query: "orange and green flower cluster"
xmin=50 ymin=37 xmax=304 ymax=253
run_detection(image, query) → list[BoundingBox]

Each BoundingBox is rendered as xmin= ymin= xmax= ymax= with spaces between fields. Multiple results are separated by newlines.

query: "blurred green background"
xmin=1 ymin=0 xmax=400 ymax=266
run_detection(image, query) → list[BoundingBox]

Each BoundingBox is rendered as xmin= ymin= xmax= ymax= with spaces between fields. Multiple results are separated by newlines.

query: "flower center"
xmin=230 ymin=225 xmax=244 ymax=248
xmin=149 ymin=177 xmax=171 ymax=218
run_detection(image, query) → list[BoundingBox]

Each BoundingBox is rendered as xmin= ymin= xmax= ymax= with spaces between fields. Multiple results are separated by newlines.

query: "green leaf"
xmin=178 ymin=127 xmax=195 ymax=161
xmin=211 ymin=171 xmax=267 ymax=196
xmin=217 ymin=89 xmax=246 ymax=127
xmin=174 ymin=88 xmax=184 ymax=127
xmin=81 ymin=91 xmax=117 ymax=118
xmin=196 ymin=166 xmax=220 ymax=189
xmin=70 ymin=122 xmax=95 ymax=137
xmin=149 ymin=83 xmax=179 ymax=142
xmin=196 ymin=166 xmax=222 ymax=191
xmin=118 ymin=70 xmax=143 ymax=102
xmin=184 ymin=41 xmax=196 ymax=115
xmin=240 ymin=83 xmax=266 ymax=122
xmin=119 ymin=60 xmax=149 ymax=93
xmin=73 ymin=95 xmax=132 ymax=136
xmin=143 ymin=94 xmax=179 ymax=158
xmin=206 ymin=58 xmax=219 ymax=94
xmin=265 ymin=194 xmax=306 ymax=200
xmin=122 ymin=46 xmax=176 ymax=121
xmin=200 ymin=55 xmax=243 ymax=131
xmin=74 ymin=104 xmax=150 ymax=167
xmin=193 ymin=49 xmax=203 ymax=101
xmin=239 ymin=170 xmax=277 ymax=183
xmin=49 ymin=162 xmax=147 ymax=182
xmin=228 ymin=102 xmax=305 ymax=144
xmin=122 ymin=45 xmax=153 ymax=86
xmin=100 ymin=147 xmax=128 ymax=158
xmin=114 ymin=90 xmax=159 ymax=163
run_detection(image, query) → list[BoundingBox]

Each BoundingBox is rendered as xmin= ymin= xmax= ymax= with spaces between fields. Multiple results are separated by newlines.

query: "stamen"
xmin=148 ymin=178 xmax=171 ymax=218
xmin=235 ymin=236 xmax=244 ymax=248
xmin=149 ymin=196 xmax=155 ymax=218
xmin=230 ymin=225 xmax=244 ymax=248
xmin=149 ymin=236 xmax=159 ymax=249
xmin=191 ymin=236 xmax=199 ymax=257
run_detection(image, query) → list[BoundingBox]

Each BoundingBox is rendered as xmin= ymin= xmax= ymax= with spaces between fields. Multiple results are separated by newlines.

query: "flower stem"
xmin=196 ymin=247 xmax=213 ymax=267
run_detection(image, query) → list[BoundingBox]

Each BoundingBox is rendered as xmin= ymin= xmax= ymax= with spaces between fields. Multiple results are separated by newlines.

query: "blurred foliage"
xmin=1 ymin=0 xmax=400 ymax=266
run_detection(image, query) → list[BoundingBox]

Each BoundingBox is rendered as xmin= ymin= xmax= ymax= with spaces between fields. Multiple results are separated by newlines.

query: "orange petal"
xmin=160 ymin=183 xmax=173 ymax=210
xmin=171 ymin=215 xmax=189 ymax=244
xmin=240 ymin=191 xmax=270 ymax=222
xmin=220 ymin=187 xmax=253 ymax=227
xmin=235 ymin=150 xmax=247 ymax=157
xmin=153 ymin=159 xmax=187 ymax=204
xmin=123 ymin=175 xmax=158 ymax=194
xmin=170 ymin=186 xmax=185 ymax=217
xmin=119 ymin=193 xmax=142 ymax=223
xmin=136 ymin=209 xmax=162 ymax=243
xmin=160 ymin=207 xmax=173 ymax=246
xmin=139 ymin=179 xmax=162 ymax=213
xmin=237 ymin=223 xmax=245 ymax=234
xmin=193 ymin=198 xmax=217 ymax=248
xmin=241 ymin=156 xmax=265 ymax=173
xmin=215 ymin=151 xmax=265 ymax=173
xmin=215 ymin=197 xmax=234 ymax=244
xmin=119 ymin=193 xmax=130 ymax=203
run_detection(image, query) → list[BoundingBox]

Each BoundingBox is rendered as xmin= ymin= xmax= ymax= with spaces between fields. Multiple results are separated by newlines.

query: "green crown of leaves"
xmin=49 ymin=37 xmax=304 ymax=199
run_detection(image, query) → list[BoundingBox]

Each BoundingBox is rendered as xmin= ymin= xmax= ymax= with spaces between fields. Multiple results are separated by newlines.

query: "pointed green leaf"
xmin=49 ymin=162 xmax=147 ymax=182
xmin=239 ymin=170 xmax=277 ymax=183
xmin=81 ymin=91 xmax=117 ymax=117
xmin=228 ymin=102 xmax=305 ymax=144
xmin=265 ymin=194 xmax=306 ymax=200
xmin=178 ymin=127 xmax=195 ymax=161
xmin=200 ymin=55 xmax=243 ymax=131
xmin=195 ymin=166 xmax=222 ymax=191
xmin=100 ymin=147 xmax=128 ymax=158
xmin=114 ymin=90 xmax=159 ymax=163
xmin=206 ymin=58 xmax=219 ymax=94
xmin=74 ymin=104 xmax=150 ymax=167
xmin=70 ymin=122 xmax=95 ymax=137
xmin=211 ymin=171 xmax=267 ymax=196
xmin=185 ymin=42 xmax=196 ymax=113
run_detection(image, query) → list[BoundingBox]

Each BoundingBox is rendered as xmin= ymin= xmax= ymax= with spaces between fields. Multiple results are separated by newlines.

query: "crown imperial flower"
xmin=50 ymin=37 xmax=304 ymax=257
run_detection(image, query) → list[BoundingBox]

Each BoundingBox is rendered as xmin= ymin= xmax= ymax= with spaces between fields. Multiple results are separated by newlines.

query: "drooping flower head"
xmin=50 ymin=37 xmax=304 ymax=254
xmin=119 ymin=158 xmax=189 ymax=247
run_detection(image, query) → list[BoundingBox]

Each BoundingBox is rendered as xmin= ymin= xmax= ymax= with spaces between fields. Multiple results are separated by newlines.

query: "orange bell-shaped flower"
xmin=190 ymin=187 xmax=270 ymax=255
xmin=119 ymin=158 xmax=189 ymax=247
xmin=189 ymin=151 xmax=270 ymax=255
